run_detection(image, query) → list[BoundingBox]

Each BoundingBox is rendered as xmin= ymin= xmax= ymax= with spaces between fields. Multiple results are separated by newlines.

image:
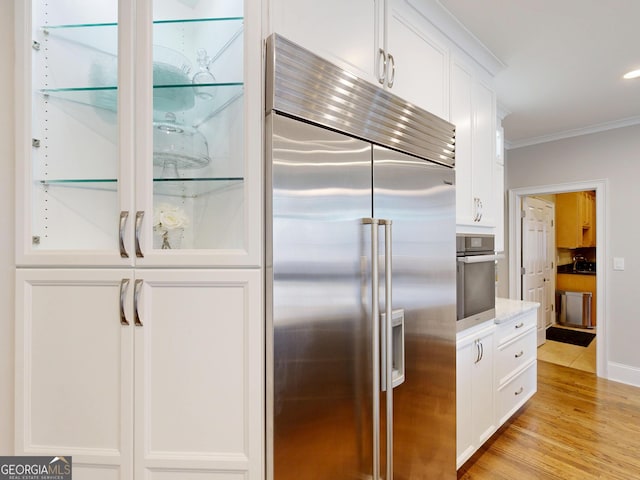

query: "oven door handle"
xmin=458 ymin=254 xmax=497 ymax=264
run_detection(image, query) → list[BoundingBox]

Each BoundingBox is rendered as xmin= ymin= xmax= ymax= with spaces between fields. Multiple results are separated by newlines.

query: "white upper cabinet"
xmin=451 ymin=53 xmax=497 ymax=230
xmin=386 ymin=0 xmax=449 ymax=119
xmin=269 ymin=0 xmax=450 ymax=117
xmin=494 ymin=123 xmax=505 ymax=252
xmin=15 ymin=0 xmax=262 ymax=267
xmin=270 ymin=0 xmax=380 ymax=84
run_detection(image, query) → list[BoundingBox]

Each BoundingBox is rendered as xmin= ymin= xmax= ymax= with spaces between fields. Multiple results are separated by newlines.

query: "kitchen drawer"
xmin=495 ymin=328 xmax=536 ymax=386
xmin=496 ymin=361 xmax=536 ymax=425
xmin=495 ymin=309 xmax=536 ymax=347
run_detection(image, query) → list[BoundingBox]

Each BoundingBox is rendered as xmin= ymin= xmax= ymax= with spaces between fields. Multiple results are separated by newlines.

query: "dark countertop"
xmin=557 ymin=263 xmax=596 ymax=275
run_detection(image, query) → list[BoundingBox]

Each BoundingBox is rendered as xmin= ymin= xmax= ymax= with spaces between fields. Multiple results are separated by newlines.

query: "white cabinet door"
xmin=16 ymin=268 xmax=263 ymax=480
xmin=387 ymin=0 xmax=449 ymax=119
xmin=133 ymin=269 xmax=262 ymax=479
xmin=472 ymin=328 xmax=495 ymax=446
xmin=471 ymin=80 xmax=496 ymax=227
xmin=452 ymin=54 xmax=497 ymax=230
xmin=451 ymin=58 xmax=474 ymax=226
xmin=456 ymin=324 xmax=496 ymax=469
xmin=15 ymin=269 xmax=134 ymax=480
xmin=456 ymin=339 xmax=474 ymax=468
xmin=494 ymin=123 xmax=505 ymax=252
xmin=270 ymin=0 xmax=380 ymax=84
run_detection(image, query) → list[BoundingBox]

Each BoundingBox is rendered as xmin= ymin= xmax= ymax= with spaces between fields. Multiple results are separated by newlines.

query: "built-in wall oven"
xmin=456 ymin=234 xmax=496 ymax=331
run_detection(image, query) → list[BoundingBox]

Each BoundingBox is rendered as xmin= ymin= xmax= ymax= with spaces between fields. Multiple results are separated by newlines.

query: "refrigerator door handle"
xmin=363 ymin=218 xmax=381 ymax=480
xmin=381 ymin=219 xmax=394 ymax=480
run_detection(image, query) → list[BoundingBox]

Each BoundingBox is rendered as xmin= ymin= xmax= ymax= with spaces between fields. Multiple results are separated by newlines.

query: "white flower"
xmin=153 ymin=203 xmax=189 ymax=232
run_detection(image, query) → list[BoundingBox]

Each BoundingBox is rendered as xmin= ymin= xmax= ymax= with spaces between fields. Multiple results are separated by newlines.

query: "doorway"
xmin=509 ymin=181 xmax=607 ymax=378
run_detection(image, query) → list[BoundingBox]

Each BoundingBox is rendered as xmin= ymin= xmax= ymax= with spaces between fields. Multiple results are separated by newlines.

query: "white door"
xmin=133 ymin=269 xmax=262 ymax=479
xmin=522 ymin=197 xmax=552 ymax=346
xmin=15 ymin=269 xmax=134 ymax=480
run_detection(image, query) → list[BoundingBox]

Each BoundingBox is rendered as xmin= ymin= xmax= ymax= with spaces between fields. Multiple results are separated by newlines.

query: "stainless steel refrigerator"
xmin=265 ymin=34 xmax=457 ymax=480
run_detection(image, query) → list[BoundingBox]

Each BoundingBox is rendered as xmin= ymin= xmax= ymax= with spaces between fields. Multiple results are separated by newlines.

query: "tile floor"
xmin=537 ymin=325 xmax=596 ymax=373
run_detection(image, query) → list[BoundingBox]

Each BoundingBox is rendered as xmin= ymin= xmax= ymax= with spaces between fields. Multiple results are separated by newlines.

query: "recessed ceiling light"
xmin=623 ymin=69 xmax=640 ymax=79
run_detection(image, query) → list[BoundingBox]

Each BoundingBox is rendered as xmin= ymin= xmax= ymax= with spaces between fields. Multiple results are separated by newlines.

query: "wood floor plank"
xmin=458 ymin=360 xmax=640 ymax=479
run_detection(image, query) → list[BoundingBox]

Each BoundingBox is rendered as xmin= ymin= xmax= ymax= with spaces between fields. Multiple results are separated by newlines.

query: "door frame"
xmin=508 ymin=180 xmax=607 ymax=378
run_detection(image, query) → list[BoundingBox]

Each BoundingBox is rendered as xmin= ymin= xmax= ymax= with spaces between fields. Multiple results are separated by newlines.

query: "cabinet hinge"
xmin=520 ymin=210 xmax=526 ymax=218
xmin=32 ymin=40 xmax=41 ymax=51
xmin=32 ymin=138 xmax=41 ymax=148
xmin=520 ymin=267 xmax=526 ymax=275
xmin=551 ymin=219 xmax=554 ymax=227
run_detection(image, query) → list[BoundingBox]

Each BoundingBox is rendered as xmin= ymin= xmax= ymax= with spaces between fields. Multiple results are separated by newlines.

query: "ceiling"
xmin=437 ymin=0 xmax=640 ymax=148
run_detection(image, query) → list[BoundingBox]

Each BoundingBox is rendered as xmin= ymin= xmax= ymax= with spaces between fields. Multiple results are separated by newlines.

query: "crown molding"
xmin=505 ymin=116 xmax=640 ymax=150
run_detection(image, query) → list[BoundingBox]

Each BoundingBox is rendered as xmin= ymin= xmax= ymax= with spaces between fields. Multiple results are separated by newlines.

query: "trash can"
xmin=556 ymin=290 xmax=593 ymax=329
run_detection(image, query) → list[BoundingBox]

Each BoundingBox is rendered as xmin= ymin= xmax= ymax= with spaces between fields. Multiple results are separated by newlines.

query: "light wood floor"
xmin=458 ymin=360 xmax=640 ymax=479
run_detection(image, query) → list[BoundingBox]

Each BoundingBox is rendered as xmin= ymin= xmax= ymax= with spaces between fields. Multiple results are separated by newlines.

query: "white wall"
xmin=0 ymin=0 xmax=15 ymax=454
xmin=507 ymin=124 xmax=640 ymax=380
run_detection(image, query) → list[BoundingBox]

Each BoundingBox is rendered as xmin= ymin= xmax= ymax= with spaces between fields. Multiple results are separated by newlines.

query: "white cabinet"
xmin=456 ymin=305 xmax=539 ymax=470
xmin=16 ymin=0 xmax=262 ymax=267
xmin=15 ymin=268 xmax=263 ymax=479
xmin=494 ymin=123 xmax=505 ymax=252
xmin=451 ymin=54 xmax=496 ymax=230
xmin=269 ymin=0 xmax=450 ymax=118
xmin=494 ymin=308 xmax=537 ymax=426
xmin=15 ymin=2 xmax=264 ymax=478
xmin=456 ymin=322 xmax=496 ymax=469
xmin=385 ymin=0 xmax=450 ymax=119
xmin=270 ymin=0 xmax=379 ymax=85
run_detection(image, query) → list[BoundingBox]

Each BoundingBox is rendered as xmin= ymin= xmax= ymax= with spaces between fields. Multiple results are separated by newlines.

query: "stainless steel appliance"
xmin=265 ymin=34 xmax=457 ymax=479
xmin=456 ymin=234 xmax=496 ymax=331
xmin=556 ymin=290 xmax=593 ymax=328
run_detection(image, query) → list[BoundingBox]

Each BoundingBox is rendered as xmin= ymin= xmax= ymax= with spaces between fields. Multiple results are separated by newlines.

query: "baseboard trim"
xmin=607 ymin=362 xmax=640 ymax=388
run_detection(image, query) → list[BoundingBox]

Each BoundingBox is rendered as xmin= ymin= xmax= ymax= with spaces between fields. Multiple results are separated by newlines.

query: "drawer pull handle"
xmin=514 ymin=387 xmax=524 ymax=396
xmin=515 ymin=350 xmax=524 ymax=358
xmin=515 ymin=322 xmax=524 ymax=329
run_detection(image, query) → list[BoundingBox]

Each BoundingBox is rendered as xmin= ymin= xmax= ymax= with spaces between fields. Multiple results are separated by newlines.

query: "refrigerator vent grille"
xmin=266 ymin=34 xmax=456 ymax=167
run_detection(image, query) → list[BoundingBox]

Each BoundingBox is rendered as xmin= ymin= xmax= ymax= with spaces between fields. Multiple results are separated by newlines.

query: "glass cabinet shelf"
xmin=38 ymin=177 xmax=243 ymax=197
xmin=40 ymin=16 xmax=243 ymax=30
xmin=40 ymin=83 xmax=244 ymax=125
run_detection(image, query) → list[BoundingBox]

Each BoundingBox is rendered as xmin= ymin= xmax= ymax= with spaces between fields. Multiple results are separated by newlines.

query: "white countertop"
xmin=494 ymin=297 xmax=540 ymax=324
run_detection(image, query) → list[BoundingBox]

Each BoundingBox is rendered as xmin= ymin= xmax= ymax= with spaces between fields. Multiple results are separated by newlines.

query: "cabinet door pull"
xmin=473 ymin=198 xmax=480 ymax=222
xmin=119 ymin=279 xmax=130 ymax=326
xmin=515 ymin=350 xmax=524 ymax=358
xmin=386 ymin=53 xmax=396 ymax=88
xmin=119 ymin=211 xmax=129 ymax=258
xmin=515 ymin=322 xmax=524 ymax=329
xmin=377 ymin=48 xmax=387 ymax=85
xmin=479 ymin=340 xmax=484 ymax=362
xmin=135 ymin=211 xmax=144 ymax=258
xmin=134 ymin=279 xmax=144 ymax=326
xmin=514 ymin=387 xmax=524 ymax=396
xmin=474 ymin=340 xmax=481 ymax=364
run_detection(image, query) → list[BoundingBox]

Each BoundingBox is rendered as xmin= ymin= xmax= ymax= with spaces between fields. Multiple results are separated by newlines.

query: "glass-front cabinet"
xmin=17 ymin=0 xmax=261 ymax=267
